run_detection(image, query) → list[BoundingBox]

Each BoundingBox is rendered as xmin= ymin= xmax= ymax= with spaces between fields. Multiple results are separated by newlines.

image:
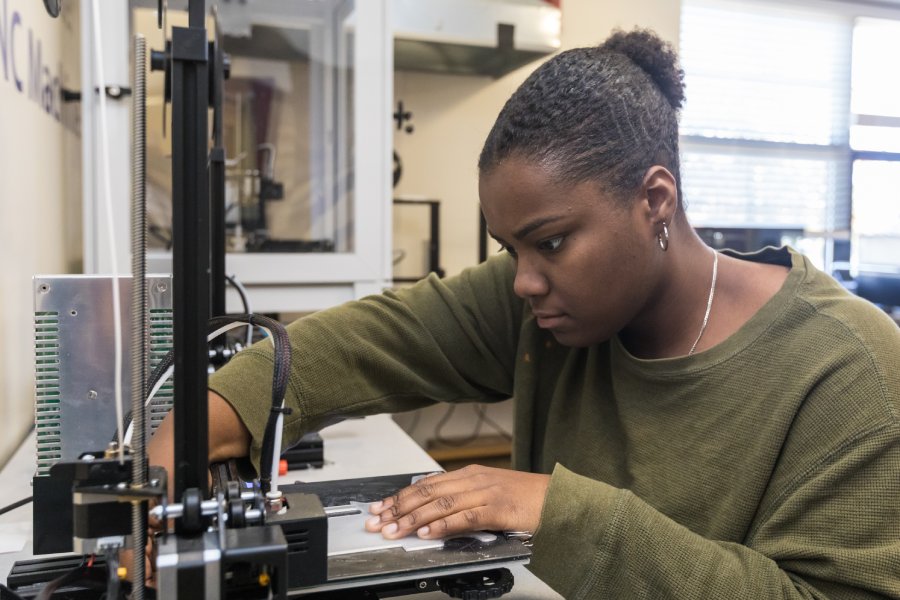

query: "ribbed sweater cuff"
xmin=209 ymin=349 xmax=277 ymax=470
xmin=528 ymin=463 xmax=625 ymax=597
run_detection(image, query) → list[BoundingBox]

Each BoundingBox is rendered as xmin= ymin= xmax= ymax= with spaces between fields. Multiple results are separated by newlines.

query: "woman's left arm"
xmin=369 ymin=426 xmax=900 ymax=600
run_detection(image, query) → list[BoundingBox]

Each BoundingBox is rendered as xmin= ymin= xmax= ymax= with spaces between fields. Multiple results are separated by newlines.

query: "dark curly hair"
xmin=478 ymin=28 xmax=685 ymax=203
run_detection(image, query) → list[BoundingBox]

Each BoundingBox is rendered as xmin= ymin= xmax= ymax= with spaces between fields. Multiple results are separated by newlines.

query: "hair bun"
xmin=600 ymin=28 xmax=685 ymax=110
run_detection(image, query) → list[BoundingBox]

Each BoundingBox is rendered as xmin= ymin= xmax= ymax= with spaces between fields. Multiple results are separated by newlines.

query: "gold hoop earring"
xmin=657 ymin=222 xmax=669 ymax=251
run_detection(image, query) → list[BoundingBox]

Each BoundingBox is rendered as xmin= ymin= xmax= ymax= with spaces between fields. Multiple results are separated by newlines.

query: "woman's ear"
xmin=641 ymin=166 xmax=679 ymax=225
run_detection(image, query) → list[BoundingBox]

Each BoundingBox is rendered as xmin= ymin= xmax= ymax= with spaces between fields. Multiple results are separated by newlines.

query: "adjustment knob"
xmin=438 ymin=568 xmax=514 ymax=600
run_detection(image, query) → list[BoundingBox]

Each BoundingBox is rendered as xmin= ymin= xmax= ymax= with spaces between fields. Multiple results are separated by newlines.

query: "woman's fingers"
xmin=414 ymin=505 xmax=492 ymax=539
xmin=368 ymin=474 xmax=473 ymax=526
xmin=367 ymin=487 xmax=489 ymax=538
xmin=365 ymin=466 xmax=551 ymax=540
xmin=368 ymin=466 xmax=484 ymax=518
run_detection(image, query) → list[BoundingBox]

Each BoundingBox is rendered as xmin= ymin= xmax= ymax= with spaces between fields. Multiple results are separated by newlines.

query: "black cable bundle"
xmin=116 ymin=313 xmax=292 ymax=493
xmin=207 ymin=314 xmax=291 ymax=494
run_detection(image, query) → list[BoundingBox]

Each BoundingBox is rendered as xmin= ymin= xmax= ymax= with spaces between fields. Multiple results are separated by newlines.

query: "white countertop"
xmin=0 ymin=415 xmax=561 ymax=599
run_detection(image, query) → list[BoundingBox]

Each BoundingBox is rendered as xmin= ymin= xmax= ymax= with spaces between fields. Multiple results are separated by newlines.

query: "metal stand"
xmin=392 ymin=199 xmax=445 ymax=283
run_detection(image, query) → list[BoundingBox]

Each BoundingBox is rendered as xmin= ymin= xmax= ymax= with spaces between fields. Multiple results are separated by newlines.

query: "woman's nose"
xmin=513 ymin=262 xmax=549 ymax=299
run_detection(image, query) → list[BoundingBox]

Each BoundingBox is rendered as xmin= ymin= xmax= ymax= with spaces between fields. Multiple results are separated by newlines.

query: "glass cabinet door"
xmin=218 ymin=0 xmax=356 ymax=255
xmin=133 ymin=0 xmax=392 ymax=311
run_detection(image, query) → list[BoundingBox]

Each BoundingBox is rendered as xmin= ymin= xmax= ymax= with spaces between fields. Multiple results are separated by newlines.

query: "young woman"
xmin=150 ymin=29 xmax=900 ymax=598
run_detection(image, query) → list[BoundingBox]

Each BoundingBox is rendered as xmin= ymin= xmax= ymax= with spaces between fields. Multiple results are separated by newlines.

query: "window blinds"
xmin=679 ymin=0 xmax=853 ymax=233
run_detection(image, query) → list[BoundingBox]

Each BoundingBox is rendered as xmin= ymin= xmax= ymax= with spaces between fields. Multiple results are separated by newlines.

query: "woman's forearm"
xmin=147 ymin=390 xmax=252 ymax=501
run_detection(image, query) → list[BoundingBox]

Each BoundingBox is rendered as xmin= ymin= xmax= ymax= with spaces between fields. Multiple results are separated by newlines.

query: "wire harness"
xmin=117 ymin=313 xmax=292 ymax=495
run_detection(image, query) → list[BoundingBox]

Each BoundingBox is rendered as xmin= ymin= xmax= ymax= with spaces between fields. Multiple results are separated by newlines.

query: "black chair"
xmin=854 ymin=272 xmax=900 ymax=309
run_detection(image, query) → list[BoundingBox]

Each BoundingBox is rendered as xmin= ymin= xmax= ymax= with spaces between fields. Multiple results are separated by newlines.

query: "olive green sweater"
xmin=210 ymin=247 xmax=900 ymax=599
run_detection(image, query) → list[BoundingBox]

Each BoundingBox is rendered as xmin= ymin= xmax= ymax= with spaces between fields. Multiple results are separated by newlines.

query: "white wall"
xmin=0 ymin=0 xmax=80 ymax=467
xmin=391 ymin=0 xmax=681 ymax=446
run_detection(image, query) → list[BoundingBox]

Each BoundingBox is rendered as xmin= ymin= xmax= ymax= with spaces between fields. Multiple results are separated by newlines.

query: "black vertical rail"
xmin=210 ymin=148 xmax=226 ymax=320
xmin=188 ymin=0 xmax=206 ymax=29
xmin=210 ymin=25 xmax=227 ymax=324
xmin=170 ymin=8 xmax=210 ymax=518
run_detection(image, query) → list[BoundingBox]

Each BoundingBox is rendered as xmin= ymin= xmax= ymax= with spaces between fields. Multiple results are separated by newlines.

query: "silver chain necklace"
xmin=688 ymin=250 xmax=719 ymax=356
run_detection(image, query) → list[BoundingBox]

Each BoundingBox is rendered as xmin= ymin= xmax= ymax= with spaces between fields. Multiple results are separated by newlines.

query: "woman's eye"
xmin=538 ymin=236 xmax=565 ymax=252
xmin=501 ymin=245 xmax=518 ymax=258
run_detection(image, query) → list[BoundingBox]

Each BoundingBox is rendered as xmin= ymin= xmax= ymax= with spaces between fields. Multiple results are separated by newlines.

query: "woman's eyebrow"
xmin=512 ymin=215 xmax=566 ymax=240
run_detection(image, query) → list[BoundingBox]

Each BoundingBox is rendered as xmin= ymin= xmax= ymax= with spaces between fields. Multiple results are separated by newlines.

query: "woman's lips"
xmin=533 ymin=312 xmax=567 ymax=329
